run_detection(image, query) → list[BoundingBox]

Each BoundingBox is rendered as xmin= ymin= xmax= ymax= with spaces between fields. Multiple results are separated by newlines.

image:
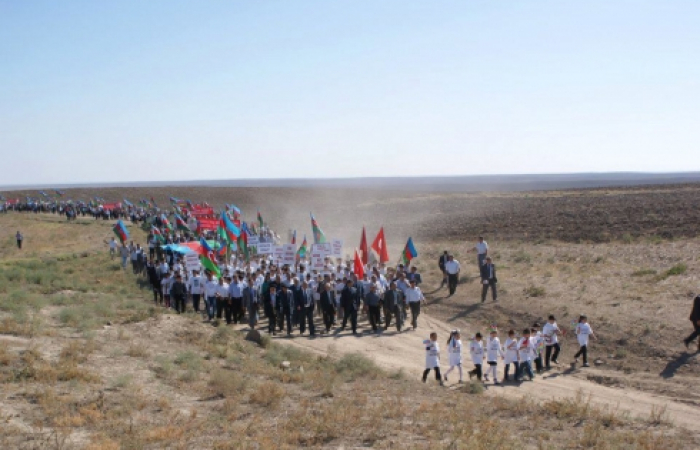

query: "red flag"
xmin=359 ymin=227 xmax=368 ymax=265
xmin=371 ymin=227 xmax=390 ymax=263
xmin=353 ymin=249 xmax=365 ymax=278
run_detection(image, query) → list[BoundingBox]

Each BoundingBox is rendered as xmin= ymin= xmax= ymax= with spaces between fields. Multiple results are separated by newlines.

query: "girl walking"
xmin=504 ymin=330 xmax=519 ymax=382
xmin=486 ymin=329 xmax=505 ymax=385
xmin=443 ymin=330 xmax=463 ymax=383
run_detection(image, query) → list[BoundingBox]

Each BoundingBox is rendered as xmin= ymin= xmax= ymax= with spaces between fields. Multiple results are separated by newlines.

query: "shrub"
xmin=249 ymin=382 xmax=286 ymax=408
xmin=208 ymin=368 xmax=246 ymax=397
xmin=465 ymin=380 xmax=484 ymax=395
xmin=631 ymin=269 xmax=656 ymax=277
xmin=334 ymin=353 xmax=382 ymax=381
xmin=524 ymin=286 xmax=546 ymax=297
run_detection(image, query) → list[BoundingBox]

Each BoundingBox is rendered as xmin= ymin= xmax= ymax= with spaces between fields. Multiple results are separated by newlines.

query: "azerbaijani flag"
xmin=175 ymin=214 xmax=190 ymax=232
xmin=151 ymin=226 xmax=165 ymax=243
xmin=222 ymin=211 xmax=241 ymax=240
xmin=228 ymin=204 xmax=241 ymax=218
xmin=310 ymin=213 xmax=327 ymax=244
xmin=161 ymin=214 xmax=172 ymax=231
xmin=297 ymin=235 xmax=308 ymax=259
xmin=401 ymin=237 xmax=418 ymax=265
xmin=238 ymin=222 xmax=249 ymax=260
xmin=113 ymin=220 xmax=129 ymax=243
xmin=257 ymin=210 xmax=263 ymax=228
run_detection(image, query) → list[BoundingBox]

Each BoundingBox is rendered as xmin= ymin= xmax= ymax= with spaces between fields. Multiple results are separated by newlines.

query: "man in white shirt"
xmin=471 ymin=236 xmax=488 ymax=268
xmin=216 ymin=276 xmax=231 ymax=322
xmin=203 ymin=272 xmax=219 ymax=321
xmin=228 ymin=274 xmax=245 ymax=324
xmin=444 ymin=255 xmax=461 ymax=296
xmin=404 ymin=279 xmax=425 ymax=330
xmin=187 ymin=269 xmax=204 ymax=313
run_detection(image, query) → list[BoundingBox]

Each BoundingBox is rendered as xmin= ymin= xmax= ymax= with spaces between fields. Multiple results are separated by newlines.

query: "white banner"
xmin=312 ymin=243 xmax=332 ymax=256
xmin=311 ymin=256 xmax=325 ymax=270
xmin=256 ymin=242 xmax=273 ymax=254
xmin=248 ymin=236 xmax=260 ymax=246
xmin=332 ymin=239 xmax=343 ymax=257
xmin=184 ymin=253 xmax=201 ymax=273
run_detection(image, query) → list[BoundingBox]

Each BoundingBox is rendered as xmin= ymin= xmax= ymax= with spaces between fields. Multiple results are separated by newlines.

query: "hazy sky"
xmin=1 ymin=1 xmax=699 ymax=185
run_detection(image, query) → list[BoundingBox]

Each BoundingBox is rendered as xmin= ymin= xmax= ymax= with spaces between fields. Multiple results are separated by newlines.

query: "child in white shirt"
xmin=443 ymin=330 xmax=463 ymax=383
xmin=542 ymin=315 xmax=561 ymax=369
xmin=503 ymin=330 xmax=519 ymax=382
xmin=422 ymin=332 xmax=443 ymax=386
xmin=574 ymin=315 xmax=596 ymax=367
xmin=468 ymin=333 xmax=484 ymax=381
xmin=486 ymin=329 xmax=505 ymax=385
xmin=517 ymin=329 xmax=536 ymax=381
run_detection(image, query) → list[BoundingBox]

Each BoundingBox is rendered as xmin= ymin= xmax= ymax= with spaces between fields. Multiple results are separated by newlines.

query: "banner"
xmin=191 ymin=208 xmax=214 ymax=218
xmin=248 ymin=236 xmax=260 ymax=246
xmin=102 ymin=202 xmax=122 ymax=210
xmin=312 ymin=243 xmax=332 ymax=256
xmin=332 ymin=239 xmax=343 ymax=257
xmin=256 ymin=242 xmax=273 ymax=254
xmin=197 ymin=218 xmax=218 ymax=231
xmin=184 ymin=253 xmax=201 ymax=274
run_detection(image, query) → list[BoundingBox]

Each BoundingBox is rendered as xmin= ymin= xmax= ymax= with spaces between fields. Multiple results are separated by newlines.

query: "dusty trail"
xmin=257 ymin=313 xmax=700 ymax=432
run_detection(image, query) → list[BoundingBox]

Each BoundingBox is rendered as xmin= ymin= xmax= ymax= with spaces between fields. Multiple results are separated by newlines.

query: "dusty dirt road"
xmin=253 ymin=313 xmax=700 ymax=432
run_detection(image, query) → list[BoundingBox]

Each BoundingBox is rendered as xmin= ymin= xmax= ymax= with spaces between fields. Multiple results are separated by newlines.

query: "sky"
xmin=1 ymin=0 xmax=699 ymax=185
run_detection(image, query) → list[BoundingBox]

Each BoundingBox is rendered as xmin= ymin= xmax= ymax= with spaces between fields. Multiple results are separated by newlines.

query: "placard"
xmin=312 ymin=243 xmax=332 ymax=256
xmin=332 ymin=239 xmax=343 ymax=257
xmin=256 ymin=242 xmax=273 ymax=254
xmin=311 ymin=256 xmax=325 ymax=270
xmin=248 ymin=236 xmax=260 ymax=246
xmin=184 ymin=253 xmax=201 ymax=273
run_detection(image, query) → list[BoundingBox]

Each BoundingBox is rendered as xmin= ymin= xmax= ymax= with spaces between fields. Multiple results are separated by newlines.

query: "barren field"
xmin=1 ymin=183 xmax=700 ymax=449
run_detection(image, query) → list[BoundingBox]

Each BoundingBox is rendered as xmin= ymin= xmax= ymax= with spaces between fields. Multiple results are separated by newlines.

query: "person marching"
xmin=404 ymin=279 xmax=425 ymax=330
xmin=444 ymin=255 xmax=461 ymax=297
xmin=171 ymin=273 xmax=188 ymax=314
xmin=531 ymin=323 xmax=544 ymax=374
xmin=468 ymin=333 xmax=484 ymax=381
xmin=204 ymin=272 xmax=219 ymax=322
xmin=574 ymin=315 xmax=596 ymax=367
xmin=542 ymin=315 xmax=561 ymax=369
xmin=319 ymin=283 xmax=336 ymax=334
xmin=264 ymin=285 xmax=278 ymax=335
xmin=517 ymin=329 xmax=536 ymax=381
xmin=683 ymin=295 xmax=700 ymax=352
xmin=479 ymin=256 xmax=498 ymax=303
xmin=243 ymin=276 xmax=259 ymax=329
xmin=503 ymin=329 xmax=519 ymax=382
xmin=443 ymin=330 xmax=463 ymax=383
xmin=16 ymin=230 xmax=23 ymax=249
xmin=187 ymin=269 xmax=203 ymax=313
xmin=383 ymin=281 xmax=403 ymax=332
xmin=422 ymin=332 xmax=443 ymax=386
xmin=486 ymin=329 xmax=505 ymax=385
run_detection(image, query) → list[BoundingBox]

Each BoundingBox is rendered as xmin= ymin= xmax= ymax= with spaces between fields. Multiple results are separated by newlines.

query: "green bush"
xmin=334 ymin=353 xmax=382 ymax=381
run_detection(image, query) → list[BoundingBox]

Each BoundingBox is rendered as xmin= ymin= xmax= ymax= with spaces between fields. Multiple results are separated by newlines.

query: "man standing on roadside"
xmin=119 ymin=244 xmax=129 ymax=270
xmin=438 ymin=251 xmax=448 ymax=288
xmin=444 ymin=255 xmax=461 ymax=297
xmin=16 ymin=231 xmax=23 ymax=249
xmin=479 ymin=256 xmax=497 ymax=303
xmin=683 ymin=295 xmax=700 ymax=352
xmin=471 ymin=236 xmax=488 ymax=269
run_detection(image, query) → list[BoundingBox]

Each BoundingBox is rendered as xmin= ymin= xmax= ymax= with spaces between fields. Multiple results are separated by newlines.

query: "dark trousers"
xmin=192 ymin=294 xmax=201 ymax=312
xmin=574 ymin=345 xmax=588 ymax=364
xmin=231 ymin=297 xmax=243 ymax=323
xmin=17 ymin=240 xmax=22 ymax=249
xmin=368 ymin=305 xmax=381 ymax=331
xmin=152 ymin=283 xmax=163 ymax=304
xmin=534 ymin=356 xmax=543 ymax=373
xmin=265 ymin=306 xmax=277 ymax=334
xmin=216 ymin=298 xmax=227 ymax=320
xmin=300 ymin=307 xmax=315 ymax=335
xmin=342 ymin=308 xmax=358 ymax=332
xmin=281 ymin=308 xmax=292 ymax=334
xmin=684 ymin=323 xmax=700 ymax=347
xmin=481 ymin=281 xmax=497 ymax=302
xmin=422 ymin=367 xmax=442 ymax=382
xmin=545 ymin=344 xmax=560 ymax=366
xmin=469 ymin=364 xmax=482 ymax=380
xmin=408 ymin=302 xmax=420 ymax=328
xmin=447 ymin=274 xmax=458 ymax=295
xmin=504 ymin=362 xmax=519 ymax=380
xmin=174 ymin=295 xmax=186 ymax=314
xmin=478 ymin=254 xmax=486 ymax=267
xmin=322 ymin=309 xmax=335 ymax=332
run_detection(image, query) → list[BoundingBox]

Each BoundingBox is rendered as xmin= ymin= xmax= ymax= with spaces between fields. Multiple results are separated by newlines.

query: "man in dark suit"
xmin=407 ymin=266 xmax=423 ymax=286
xmin=341 ymin=279 xmax=360 ymax=335
xmin=278 ymin=284 xmax=295 ymax=336
xmin=480 ymin=256 xmax=498 ymax=303
xmin=296 ymin=281 xmax=316 ymax=336
xmin=264 ymin=285 xmax=278 ymax=335
xmin=438 ymin=251 xmax=449 ymax=288
xmin=383 ymin=281 xmax=404 ymax=331
xmin=320 ymin=283 xmax=336 ymax=333
xmin=683 ymin=295 xmax=700 ymax=351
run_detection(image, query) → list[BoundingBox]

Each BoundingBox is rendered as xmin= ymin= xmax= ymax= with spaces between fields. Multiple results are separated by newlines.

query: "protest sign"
xmin=256 ymin=242 xmax=273 ymax=254
xmin=312 ymin=243 xmax=332 ymax=256
xmin=332 ymin=239 xmax=343 ymax=257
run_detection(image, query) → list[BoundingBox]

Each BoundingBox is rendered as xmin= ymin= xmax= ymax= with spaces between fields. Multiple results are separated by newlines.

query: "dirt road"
xmin=262 ymin=313 xmax=700 ymax=432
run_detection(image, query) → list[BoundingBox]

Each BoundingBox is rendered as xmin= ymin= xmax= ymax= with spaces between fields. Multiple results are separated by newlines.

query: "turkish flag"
xmin=359 ymin=227 xmax=369 ymax=265
xmin=371 ymin=227 xmax=390 ymax=263
xmin=354 ymin=249 xmax=365 ymax=279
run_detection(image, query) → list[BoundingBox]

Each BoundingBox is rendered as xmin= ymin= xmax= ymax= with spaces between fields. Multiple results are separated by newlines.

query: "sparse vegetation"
xmin=524 ymin=285 xmax=546 ymax=297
